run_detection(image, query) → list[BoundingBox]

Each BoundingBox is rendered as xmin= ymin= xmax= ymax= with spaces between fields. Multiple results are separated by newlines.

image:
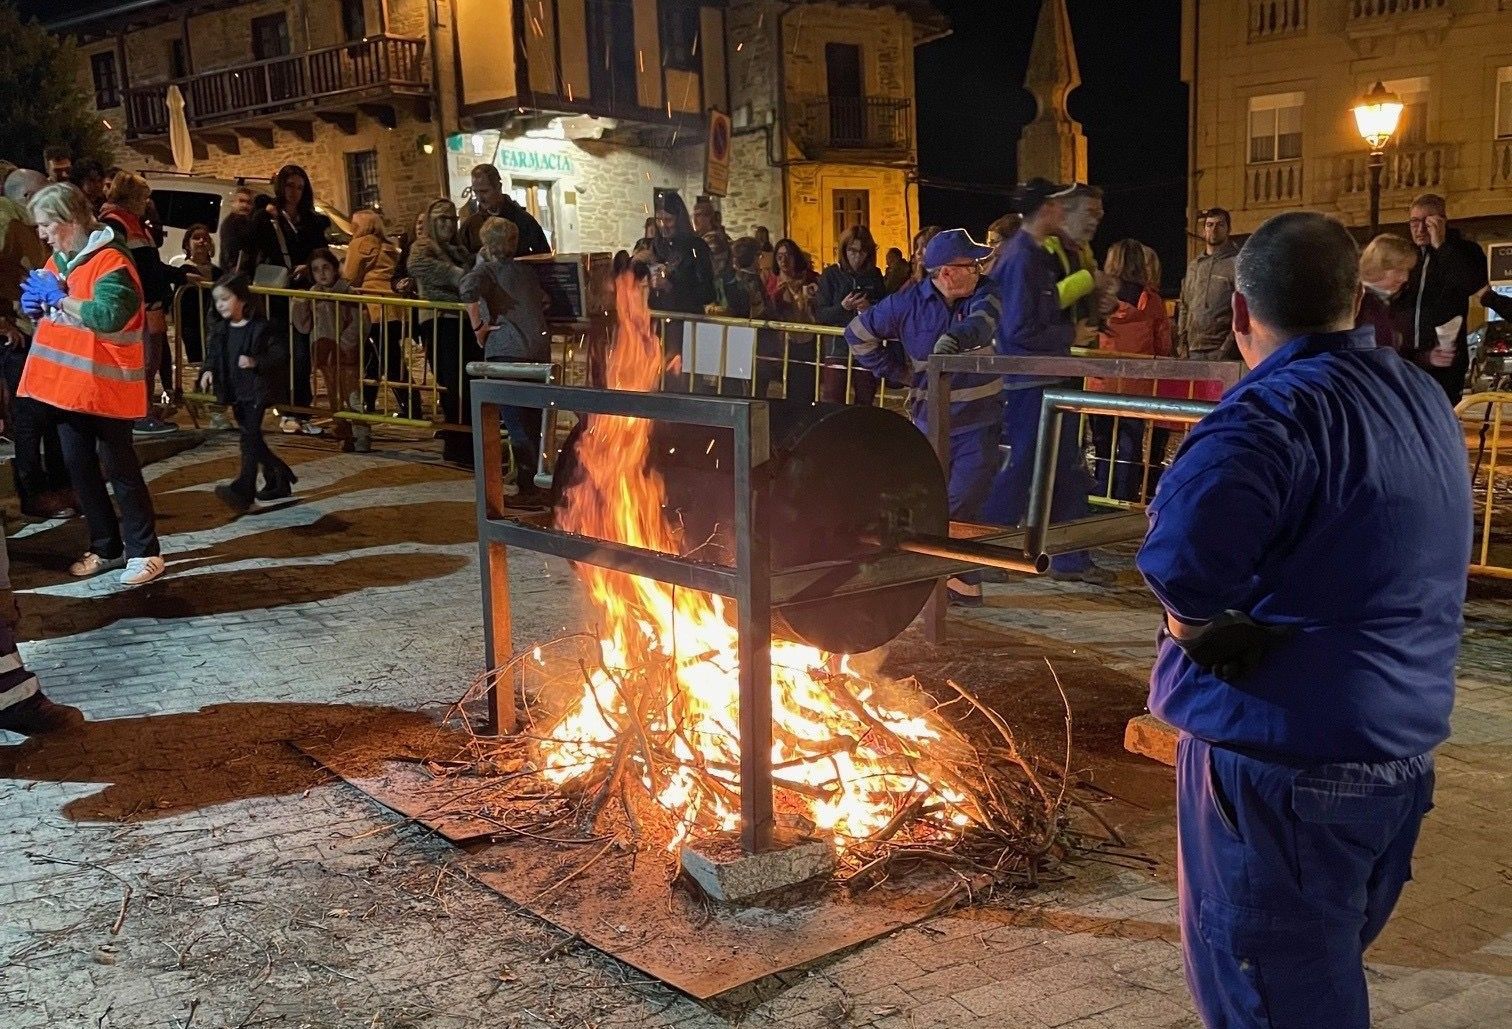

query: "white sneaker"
xmin=120 ymin=556 xmax=166 ymax=587
xmin=279 ymin=417 xmax=300 ymax=434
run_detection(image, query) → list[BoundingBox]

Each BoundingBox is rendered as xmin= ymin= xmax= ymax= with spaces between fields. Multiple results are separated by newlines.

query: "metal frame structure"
xmin=469 ymin=375 xmax=1045 ymax=855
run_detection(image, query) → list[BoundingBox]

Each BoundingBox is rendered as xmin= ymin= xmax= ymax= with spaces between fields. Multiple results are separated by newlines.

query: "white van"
xmin=143 ymin=172 xmax=354 ymax=268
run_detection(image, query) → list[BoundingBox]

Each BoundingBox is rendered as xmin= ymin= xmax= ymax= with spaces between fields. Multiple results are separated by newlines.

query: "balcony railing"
xmin=123 ymin=35 xmax=428 ymax=137
xmin=1338 ymin=144 xmax=1451 ymax=196
xmin=1349 ymin=0 xmax=1447 ymax=20
xmin=1246 ymin=159 xmax=1304 ymax=207
xmin=795 ymin=97 xmax=912 ymax=154
xmin=1494 ymin=139 xmax=1512 ymax=188
xmin=1249 ymin=0 xmax=1307 ymax=40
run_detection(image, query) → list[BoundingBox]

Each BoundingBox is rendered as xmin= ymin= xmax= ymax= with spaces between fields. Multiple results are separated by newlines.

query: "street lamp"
xmin=1352 ymin=81 xmax=1404 ymax=237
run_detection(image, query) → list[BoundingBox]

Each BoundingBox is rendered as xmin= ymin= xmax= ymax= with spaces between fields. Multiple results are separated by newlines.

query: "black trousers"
xmin=1 ymin=347 xmax=70 ymax=504
xmin=364 ymin=320 xmax=415 ymax=417
xmin=425 ymin=315 xmax=482 ymax=462
xmin=53 ymin=408 xmax=161 ymax=559
xmin=229 ymin=399 xmax=291 ymax=500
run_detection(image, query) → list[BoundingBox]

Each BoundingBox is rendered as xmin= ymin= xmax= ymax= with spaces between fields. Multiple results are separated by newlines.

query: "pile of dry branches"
xmin=426 ymin=634 xmax=1124 ymax=905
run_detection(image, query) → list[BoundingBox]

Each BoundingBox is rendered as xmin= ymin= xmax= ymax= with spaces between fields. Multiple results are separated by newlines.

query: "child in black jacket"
xmin=199 ymin=275 xmax=297 ymax=513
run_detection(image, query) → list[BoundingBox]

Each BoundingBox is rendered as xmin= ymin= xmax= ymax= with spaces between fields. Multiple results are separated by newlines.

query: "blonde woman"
xmin=1356 ymin=234 xmax=1417 ymax=356
xmin=343 ymin=209 xmax=413 ymax=416
xmin=407 ymin=199 xmax=482 ymax=466
xmin=100 ymin=171 xmax=175 ymax=433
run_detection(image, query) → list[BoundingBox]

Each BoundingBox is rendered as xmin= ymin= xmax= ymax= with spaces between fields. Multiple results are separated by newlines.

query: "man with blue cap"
xmin=844 ymin=228 xmax=1002 ymax=605
xmin=1138 ymin=211 xmax=1470 ymax=1028
xmin=980 ymin=178 xmax=1111 ymax=584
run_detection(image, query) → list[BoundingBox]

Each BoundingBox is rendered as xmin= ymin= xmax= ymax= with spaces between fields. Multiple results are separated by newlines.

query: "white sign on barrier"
xmin=678 ymin=322 xmax=757 ymax=380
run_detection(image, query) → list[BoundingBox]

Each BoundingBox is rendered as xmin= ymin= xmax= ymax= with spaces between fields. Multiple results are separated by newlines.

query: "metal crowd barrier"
xmin=1455 ymin=391 xmax=1512 ymax=580
xmin=169 ymin=281 xmax=597 ymax=443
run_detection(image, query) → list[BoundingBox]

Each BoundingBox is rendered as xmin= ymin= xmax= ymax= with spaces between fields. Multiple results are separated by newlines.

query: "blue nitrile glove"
xmin=26 ymin=270 xmax=67 ymax=310
xmin=18 ymin=275 xmax=48 ymax=319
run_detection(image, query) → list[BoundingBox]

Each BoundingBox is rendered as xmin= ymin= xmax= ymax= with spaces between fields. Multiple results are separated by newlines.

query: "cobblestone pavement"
xmin=2 ymin=436 xmax=1508 ymax=1029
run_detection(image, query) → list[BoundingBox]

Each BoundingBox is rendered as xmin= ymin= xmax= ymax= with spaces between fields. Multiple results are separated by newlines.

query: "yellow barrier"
xmin=1455 ymin=391 xmax=1512 ymax=579
xmin=169 ymin=280 xmax=594 ymax=440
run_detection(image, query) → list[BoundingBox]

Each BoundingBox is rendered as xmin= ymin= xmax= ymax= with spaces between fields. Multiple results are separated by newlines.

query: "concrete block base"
xmin=679 ymin=830 xmax=836 ymax=905
xmin=1124 ymin=714 xmax=1178 ymax=766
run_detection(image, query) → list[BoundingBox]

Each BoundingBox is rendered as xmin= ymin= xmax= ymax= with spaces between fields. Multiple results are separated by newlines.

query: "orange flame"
xmin=544 ymin=272 xmax=972 ymax=850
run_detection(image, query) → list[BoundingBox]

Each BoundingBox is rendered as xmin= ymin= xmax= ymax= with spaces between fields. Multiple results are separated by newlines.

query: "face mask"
xmin=1364 ymin=282 xmax=1394 ymax=301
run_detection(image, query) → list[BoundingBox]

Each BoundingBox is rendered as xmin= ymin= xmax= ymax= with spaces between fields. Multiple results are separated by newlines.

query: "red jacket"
xmin=1089 ymin=281 xmax=1172 ymax=395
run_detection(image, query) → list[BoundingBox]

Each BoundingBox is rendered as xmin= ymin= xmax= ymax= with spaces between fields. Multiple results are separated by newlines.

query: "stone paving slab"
xmin=0 ymin=434 xmax=1507 ymax=1028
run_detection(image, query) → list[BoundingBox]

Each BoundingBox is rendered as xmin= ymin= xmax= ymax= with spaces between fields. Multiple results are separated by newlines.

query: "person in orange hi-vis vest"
xmin=18 ymin=183 xmax=164 ymax=587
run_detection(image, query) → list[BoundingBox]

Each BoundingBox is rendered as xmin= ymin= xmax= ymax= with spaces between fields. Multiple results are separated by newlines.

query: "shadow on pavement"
xmin=0 ymin=702 xmax=439 ymax=824
xmin=19 ymin=551 xmax=469 ymax=640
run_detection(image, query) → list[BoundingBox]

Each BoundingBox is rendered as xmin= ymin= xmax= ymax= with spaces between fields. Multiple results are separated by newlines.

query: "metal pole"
xmin=922 ymin=356 xmax=951 ymax=643
xmin=1368 ymin=150 xmax=1384 ymax=238
xmin=1023 ymin=391 xmax=1063 ymax=562
xmin=734 ymin=401 xmax=773 ymax=854
xmin=472 ymin=394 xmax=515 ymax=736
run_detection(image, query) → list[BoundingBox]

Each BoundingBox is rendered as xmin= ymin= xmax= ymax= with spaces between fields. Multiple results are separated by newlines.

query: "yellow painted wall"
xmin=558 ymin=0 xmax=592 ymax=102
xmin=523 ymin=0 xmax=558 ymax=96
xmin=456 ymin=0 xmax=520 ymax=107
xmin=701 ymin=6 xmax=728 ymax=114
xmin=785 ymin=164 xmax=913 ymax=271
xmin=632 ymin=0 xmax=663 ymax=111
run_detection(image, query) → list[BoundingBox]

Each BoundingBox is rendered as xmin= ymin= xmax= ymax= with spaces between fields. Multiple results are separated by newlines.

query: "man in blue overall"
xmin=981 ymin=179 xmax=1110 ymax=584
xmin=1137 ymin=212 xmax=1471 ymax=1028
xmin=844 ymin=229 xmax=1002 ymax=605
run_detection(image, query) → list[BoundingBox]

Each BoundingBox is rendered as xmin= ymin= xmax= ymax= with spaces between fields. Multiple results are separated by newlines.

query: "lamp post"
xmin=1352 ymin=81 xmax=1404 ymax=238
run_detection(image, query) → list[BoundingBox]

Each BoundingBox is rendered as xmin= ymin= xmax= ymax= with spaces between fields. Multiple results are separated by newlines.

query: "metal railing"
xmin=795 ymin=96 xmax=912 ymax=152
xmin=124 ymin=35 xmax=428 ymax=136
xmin=1456 ymin=392 xmax=1512 ymax=580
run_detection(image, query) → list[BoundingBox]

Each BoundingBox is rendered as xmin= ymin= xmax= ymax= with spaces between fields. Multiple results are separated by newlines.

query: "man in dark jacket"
xmin=217 ymin=186 xmax=257 ymax=276
xmin=1177 ymin=207 xmax=1240 ymax=360
xmin=1391 ymin=192 xmax=1488 ymax=404
xmin=460 ymin=165 xmax=551 ymax=258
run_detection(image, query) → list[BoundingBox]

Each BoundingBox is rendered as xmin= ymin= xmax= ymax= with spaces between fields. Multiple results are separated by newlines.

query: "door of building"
xmin=824 ymin=43 xmax=864 ymax=146
xmin=512 ymin=179 xmax=555 ymax=249
xmin=251 ymin=13 xmax=298 ymax=106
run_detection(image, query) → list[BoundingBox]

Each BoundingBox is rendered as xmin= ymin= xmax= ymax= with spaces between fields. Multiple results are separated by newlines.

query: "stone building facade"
xmin=1183 ymin=0 xmax=1512 ymax=244
xmin=54 ymin=0 xmax=945 ymax=261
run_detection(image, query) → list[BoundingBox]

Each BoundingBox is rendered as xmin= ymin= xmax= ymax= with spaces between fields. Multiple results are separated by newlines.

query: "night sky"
xmin=916 ymin=0 xmax=1189 ymax=292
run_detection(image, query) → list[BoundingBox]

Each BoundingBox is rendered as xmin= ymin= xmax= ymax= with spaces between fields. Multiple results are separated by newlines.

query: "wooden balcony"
xmin=122 ymin=35 xmax=429 ymax=140
xmin=791 ymin=96 xmax=913 ymax=160
xmin=1245 ymin=159 xmax=1304 ymax=208
xmin=1248 ymin=0 xmax=1307 ymax=41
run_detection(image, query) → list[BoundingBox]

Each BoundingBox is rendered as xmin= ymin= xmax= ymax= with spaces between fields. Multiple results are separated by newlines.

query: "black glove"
xmin=1161 ymin=610 xmax=1296 ymax=682
xmin=933 ymin=332 xmax=963 ymax=355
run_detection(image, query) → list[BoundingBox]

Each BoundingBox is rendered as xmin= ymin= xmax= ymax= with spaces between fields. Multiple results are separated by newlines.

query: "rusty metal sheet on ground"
xmin=456 ymin=840 xmax=951 ymax=999
xmin=294 ymin=718 xmax=510 ymax=843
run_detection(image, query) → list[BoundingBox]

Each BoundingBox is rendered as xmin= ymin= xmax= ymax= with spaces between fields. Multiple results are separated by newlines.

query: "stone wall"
xmin=719 ymin=131 xmax=784 ymax=239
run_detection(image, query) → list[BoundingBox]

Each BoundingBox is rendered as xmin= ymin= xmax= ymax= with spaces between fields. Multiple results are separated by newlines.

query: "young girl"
xmin=199 ymin=275 xmax=297 ymax=512
xmin=290 ymin=247 xmax=360 ymax=422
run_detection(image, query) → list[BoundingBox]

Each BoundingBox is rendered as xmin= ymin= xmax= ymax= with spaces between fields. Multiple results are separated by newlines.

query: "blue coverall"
xmin=1136 ymin=329 xmax=1472 ymax=1028
xmin=980 ymin=230 xmax=1091 ymax=572
xmin=844 ymin=277 xmax=1002 ymax=522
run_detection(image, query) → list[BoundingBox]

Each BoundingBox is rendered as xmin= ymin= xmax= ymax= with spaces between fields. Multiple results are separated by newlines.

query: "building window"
xmin=1247 ymin=91 xmax=1303 ymax=163
xmin=168 ymin=39 xmax=188 ymax=80
xmin=832 ymin=189 xmax=870 ymax=242
xmin=1382 ymin=76 xmax=1429 ymax=147
xmin=341 ymin=0 xmax=367 ymax=43
xmin=90 ymin=51 xmax=119 ymax=109
xmin=345 ymin=150 xmax=380 ymax=212
xmin=1497 ymin=67 xmax=1512 ymax=139
xmin=659 ymin=0 xmax=701 ymax=73
xmin=512 ymin=179 xmax=555 ymax=248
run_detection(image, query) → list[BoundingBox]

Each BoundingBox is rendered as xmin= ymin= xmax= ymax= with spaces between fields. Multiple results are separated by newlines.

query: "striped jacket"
xmin=843 ymin=277 xmax=1002 ymax=435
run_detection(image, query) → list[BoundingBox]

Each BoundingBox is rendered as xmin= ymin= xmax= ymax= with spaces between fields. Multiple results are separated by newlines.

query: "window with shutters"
xmin=1247 ymin=92 xmax=1304 ymax=163
xmin=832 ymin=189 xmax=870 ymax=242
xmin=91 ymin=51 xmax=119 ymax=109
xmin=1497 ymin=67 xmax=1512 ymax=139
xmin=345 ymin=150 xmax=381 ymax=212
